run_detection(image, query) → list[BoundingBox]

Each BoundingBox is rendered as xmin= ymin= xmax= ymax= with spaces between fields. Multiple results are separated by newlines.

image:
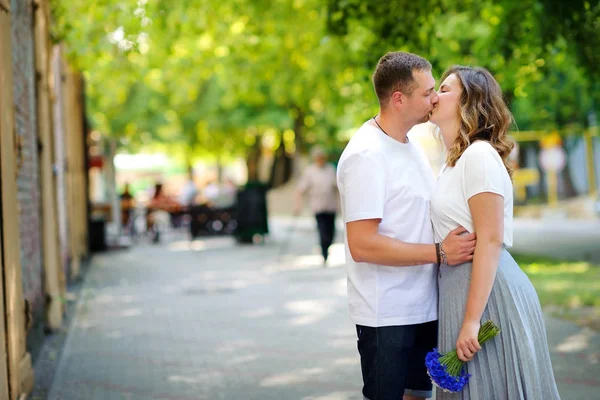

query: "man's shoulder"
xmin=340 ymin=125 xmax=385 ymax=159
xmin=339 ymin=145 xmax=384 ymax=169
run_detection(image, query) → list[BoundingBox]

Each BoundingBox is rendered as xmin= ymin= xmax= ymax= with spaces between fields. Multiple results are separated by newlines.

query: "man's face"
xmin=399 ymin=70 xmax=439 ymax=124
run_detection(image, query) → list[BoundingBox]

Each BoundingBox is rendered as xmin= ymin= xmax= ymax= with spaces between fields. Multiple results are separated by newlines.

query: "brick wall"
xmin=11 ymin=0 xmax=45 ymax=359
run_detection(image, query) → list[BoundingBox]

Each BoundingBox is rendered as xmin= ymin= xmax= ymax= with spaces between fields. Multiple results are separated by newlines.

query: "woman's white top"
xmin=431 ymin=141 xmax=514 ymax=247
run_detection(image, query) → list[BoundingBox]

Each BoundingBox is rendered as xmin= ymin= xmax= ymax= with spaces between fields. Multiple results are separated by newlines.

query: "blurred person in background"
xmin=203 ymin=179 xmax=220 ymax=206
xmin=179 ymin=168 xmax=199 ymax=208
xmin=120 ymin=183 xmax=136 ymax=234
xmin=294 ymin=145 xmax=339 ymax=265
xmin=147 ymin=182 xmax=180 ymax=243
xmin=218 ymin=177 xmax=238 ymax=208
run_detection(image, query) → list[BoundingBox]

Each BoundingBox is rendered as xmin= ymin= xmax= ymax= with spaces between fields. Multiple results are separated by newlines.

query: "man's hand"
xmin=442 ymin=226 xmax=476 ymax=265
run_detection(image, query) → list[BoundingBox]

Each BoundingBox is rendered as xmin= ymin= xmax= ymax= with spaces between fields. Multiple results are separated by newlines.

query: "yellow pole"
xmin=585 ymin=129 xmax=597 ymax=197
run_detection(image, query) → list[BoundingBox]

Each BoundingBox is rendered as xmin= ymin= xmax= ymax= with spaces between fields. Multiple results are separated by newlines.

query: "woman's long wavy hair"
xmin=442 ymin=66 xmax=515 ymax=178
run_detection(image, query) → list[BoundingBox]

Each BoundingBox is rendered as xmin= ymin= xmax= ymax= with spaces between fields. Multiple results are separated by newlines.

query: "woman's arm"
xmin=455 ymin=191 xmax=504 ymax=362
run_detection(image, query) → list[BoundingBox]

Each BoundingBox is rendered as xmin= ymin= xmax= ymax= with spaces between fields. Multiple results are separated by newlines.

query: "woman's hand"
xmin=456 ymin=320 xmax=482 ymax=362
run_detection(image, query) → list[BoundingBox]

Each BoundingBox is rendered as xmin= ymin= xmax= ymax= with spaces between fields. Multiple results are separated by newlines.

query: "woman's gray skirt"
xmin=436 ymin=249 xmax=560 ymax=399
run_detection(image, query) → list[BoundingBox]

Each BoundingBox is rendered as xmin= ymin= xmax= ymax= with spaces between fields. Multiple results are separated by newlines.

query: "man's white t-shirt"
xmin=337 ymin=121 xmax=438 ymax=327
xmin=431 ymin=141 xmax=513 ymax=247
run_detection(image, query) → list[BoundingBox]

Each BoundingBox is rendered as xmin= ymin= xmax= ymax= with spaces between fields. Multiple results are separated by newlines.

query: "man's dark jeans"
xmin=356 ymin=320 xmax=437 ymax=399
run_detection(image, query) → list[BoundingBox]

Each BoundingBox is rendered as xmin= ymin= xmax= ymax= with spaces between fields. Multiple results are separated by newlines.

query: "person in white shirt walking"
xmin=179 ymin=168 xmax=199 ymax=207
xmin=295 ymin=146 xmax=339 ymax=265
xmin=336 ymin=52 xmax=476 ymax=400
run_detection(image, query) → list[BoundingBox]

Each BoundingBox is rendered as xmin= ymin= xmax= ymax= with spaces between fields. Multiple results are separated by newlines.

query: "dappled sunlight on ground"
xmin=262 ymin=242 xmax=346 ymax=272
xmin=104 ymin=330 xmax=123 ymax=339
xmin=285 ymin=299 xmax=336 ymax=326
xmin=166 ymin=237 xmax=236 ymax=252
xmin=215 ymin=339 xmax=257 ymax=355
xmin=275 ymin=253 xmax=327 ymax=271
xmin=555 ymin=327 xmax=596 ymax=353
xmin=167 ymin=371 xmax=225 ymax=385
xmin=328 ymin=243 xmax=347 ymax=266
xmin=332 ymin=357 xmax=359 ymax=366
xmin=329 ymin=337 xmax=357 ymax=350
xmin=224 ymin=354 xmax=260 ymax=365
xmin=240 ymin=306 xmax=275 ymax=319
xmin=260 ymin=367 xmax=325 ymax=387
xmin=91 ymin=293 xmax=138 ymax=305
xmin=118 ymin=308 xmax=143 ymax=317
xmin=302 ymin=391 xmax=359 ymax=400
xmin=333 ymin=276 xmax=347 ymax=296
xmin=159 ymin=269 xmax=270 ymax=295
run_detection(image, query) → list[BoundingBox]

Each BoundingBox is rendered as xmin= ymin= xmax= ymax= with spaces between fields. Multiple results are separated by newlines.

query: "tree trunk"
xmin=268 ymin=135 xmax=293 ymax=189
xmin=293 ymin=109 xmax=306 ymax=155
xmin=245 ymin=135 xmax=262 ymax=182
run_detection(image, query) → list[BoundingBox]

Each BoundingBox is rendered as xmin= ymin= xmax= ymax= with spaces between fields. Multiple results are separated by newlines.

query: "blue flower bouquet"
xmin=425 ymin=320 xmax=501 ymax=392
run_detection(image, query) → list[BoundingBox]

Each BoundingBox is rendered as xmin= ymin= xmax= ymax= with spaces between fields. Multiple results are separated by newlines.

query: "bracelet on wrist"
xmin=435 ymin=242 xmax=441 ymax=265
xmin=439 ymin=242 xmax=448 ymax=266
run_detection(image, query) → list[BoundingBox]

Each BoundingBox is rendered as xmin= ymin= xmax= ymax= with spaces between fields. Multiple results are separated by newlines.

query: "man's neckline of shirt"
xmin=365 ymin=121 xmax=413 ymax=150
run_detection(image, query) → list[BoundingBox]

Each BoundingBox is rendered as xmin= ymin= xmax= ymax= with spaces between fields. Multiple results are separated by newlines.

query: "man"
xmin=295 ymin=146 xmax=338 ymax=264
xmin=336 ymin=52 xmax=476 ymax=400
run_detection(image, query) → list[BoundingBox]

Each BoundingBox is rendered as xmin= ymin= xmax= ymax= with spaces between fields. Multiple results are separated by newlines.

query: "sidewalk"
xmin=512 ymin=218 xmax=600 ymax=263
xmin=38 ymin=219 xmax=599 ymax=399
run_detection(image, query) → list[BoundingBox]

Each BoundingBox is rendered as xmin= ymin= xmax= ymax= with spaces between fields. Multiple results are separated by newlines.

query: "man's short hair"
xmin=372 ymin=52 xmax=432 ymax=106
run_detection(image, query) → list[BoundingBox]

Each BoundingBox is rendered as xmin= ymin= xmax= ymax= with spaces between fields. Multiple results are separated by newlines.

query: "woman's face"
xmin=429 ymin=73 xmax=463 ymax=144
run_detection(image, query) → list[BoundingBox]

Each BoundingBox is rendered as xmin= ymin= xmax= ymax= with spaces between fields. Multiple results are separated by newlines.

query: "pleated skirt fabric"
xmin=436 ymin=249 xmax=561 ymax=400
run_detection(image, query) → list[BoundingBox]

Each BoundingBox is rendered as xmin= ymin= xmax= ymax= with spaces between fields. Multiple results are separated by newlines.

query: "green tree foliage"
xmin=50 ymin=0 xmax=599 ymax=168
xmin=327 ymin=0 xmax=599 ymax=129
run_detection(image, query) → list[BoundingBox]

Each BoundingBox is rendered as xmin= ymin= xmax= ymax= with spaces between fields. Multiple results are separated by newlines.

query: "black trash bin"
xmin=234 ymin=182 xmax=269 ymax=244
xmin=88 ymin=219 xmax=107 ymax=252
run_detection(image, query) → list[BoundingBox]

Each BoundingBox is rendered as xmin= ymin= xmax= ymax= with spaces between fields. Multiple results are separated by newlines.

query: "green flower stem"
xmin=440 ymin=321 xmax=501 ymax=377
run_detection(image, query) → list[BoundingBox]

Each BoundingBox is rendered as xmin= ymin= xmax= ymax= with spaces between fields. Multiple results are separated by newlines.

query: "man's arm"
xmin=346 ymin=219 xmax=476 ymax=267
xmin=294 ymin=170 xmax=309 ymax=215
xmin=293 ymin=189 xmax=304 ymax=216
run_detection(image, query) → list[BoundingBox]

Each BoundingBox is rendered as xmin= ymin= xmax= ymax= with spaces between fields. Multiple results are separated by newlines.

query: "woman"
xmin=146 ymin=183 xmax=181 ymax=243
xmin=429 ymin=66 xmax=560 ymax=399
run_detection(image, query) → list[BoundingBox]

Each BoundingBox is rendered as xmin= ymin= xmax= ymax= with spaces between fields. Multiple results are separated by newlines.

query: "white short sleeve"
xmin=339 ymin=152 xmax=386 ymax=222
xmin=462 ymin=142 xmax=506 ymax=200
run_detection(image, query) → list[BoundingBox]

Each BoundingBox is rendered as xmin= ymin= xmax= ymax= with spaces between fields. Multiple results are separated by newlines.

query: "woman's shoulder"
xmin=460 ymin=140 xmax=502 ymax=162
xmin=465 ymin=140 xmax=497 ymax=154
xmin=455 ymin=141 xmax=507 ymax=178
